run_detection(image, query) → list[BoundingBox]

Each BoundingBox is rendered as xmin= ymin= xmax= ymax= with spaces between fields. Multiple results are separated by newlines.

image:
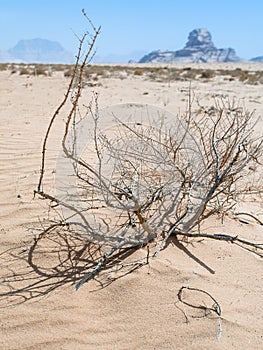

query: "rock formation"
xmin=139 ymin=28 xmax=241 ymax=63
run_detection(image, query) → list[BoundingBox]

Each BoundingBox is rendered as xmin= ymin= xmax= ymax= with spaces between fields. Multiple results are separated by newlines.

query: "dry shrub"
xmin=19 ymin=67 xmax=31 ymax=75
xmin=134 ymin=68 xmax=144 ymax=76
xmin=200 ymin=70 xmax=215 ymax=79
xmin=35 ymin=12 xmax=263 ymax=291
xmin=34 ymin=65 xmax=48 ymax=76
xmin=0 ymin=63 xmax=9 ymax=71
xmin=64 ymin=67 xmax=74 ymax=77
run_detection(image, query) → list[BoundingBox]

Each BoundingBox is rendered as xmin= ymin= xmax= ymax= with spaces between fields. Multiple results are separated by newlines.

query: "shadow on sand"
xmin=0 ymin=227 xmax=215 ymax=306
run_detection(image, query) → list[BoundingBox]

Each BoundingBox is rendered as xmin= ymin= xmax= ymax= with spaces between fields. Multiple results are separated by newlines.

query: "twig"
xmin=178 ymin=286 xmax=222 ymax=341
xmin=152 ymin=226 xmax=262 ymax=262
xmin=234 ymin=212 xmax=263 ymax=226
xmin=175 ymin=230 xmax=263 ymax=250
xmin=178 ymin=286 xmax=222 ymax=316
xmin=37 ymin=35 xmax=84 ymax=192
xmin=37 ymin=13 xmax=100 ymax=193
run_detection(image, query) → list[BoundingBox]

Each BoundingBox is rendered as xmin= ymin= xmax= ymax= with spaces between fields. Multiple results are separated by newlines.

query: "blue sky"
xmin=0 ymin=0 xmax=262 ymax=60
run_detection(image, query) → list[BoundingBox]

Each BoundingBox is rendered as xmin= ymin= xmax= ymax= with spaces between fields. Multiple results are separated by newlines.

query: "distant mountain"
xmin=250 ymin=56 xmax=263 ymax=62
xmin=139 ymin=29 xmax=241 ymax=63
xmin=0 ymin=34 xmax=260 ymax=65
xmin=7 ymin=38 xmax=74 ymax=63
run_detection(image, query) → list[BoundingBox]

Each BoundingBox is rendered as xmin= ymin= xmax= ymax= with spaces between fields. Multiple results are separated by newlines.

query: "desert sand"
xmin=0 ymin=63 xmax=262 ymax=349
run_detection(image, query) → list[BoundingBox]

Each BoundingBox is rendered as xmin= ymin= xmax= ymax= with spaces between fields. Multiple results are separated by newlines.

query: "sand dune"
xmin=0 ymin=64 xmax=262 ymax=349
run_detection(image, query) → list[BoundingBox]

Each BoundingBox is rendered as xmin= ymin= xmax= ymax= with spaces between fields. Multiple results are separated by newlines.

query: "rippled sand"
xmin=0 ymin=64 xmax=262 ymax=349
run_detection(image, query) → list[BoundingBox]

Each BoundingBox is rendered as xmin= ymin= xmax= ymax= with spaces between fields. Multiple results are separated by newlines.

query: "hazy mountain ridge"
xmin=0 ymin=33 xmax=262 ymax=64
xmin=3 ymin=38 xmax=74 ymax=64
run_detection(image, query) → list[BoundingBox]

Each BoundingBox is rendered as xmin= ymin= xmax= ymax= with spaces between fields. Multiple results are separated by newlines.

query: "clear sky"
xmin=0 ymin=0 xmax=262 ymax=60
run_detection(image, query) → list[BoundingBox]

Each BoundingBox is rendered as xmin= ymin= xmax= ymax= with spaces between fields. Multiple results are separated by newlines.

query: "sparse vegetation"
xmin=1 ymin=61 xmax=262 ymax=85
xmin=64 ymin=67 xmax=74 ymax=77
xmin=134 ymin=68 xmax=143 ymax=76
xmin=0 ymin=63 xmax=9 ymax=71
xmin=19 ymin=67 xmax=31 ymax=75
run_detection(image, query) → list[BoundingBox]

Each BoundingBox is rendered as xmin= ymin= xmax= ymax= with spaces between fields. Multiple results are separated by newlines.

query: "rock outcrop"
xmin=8 ymin=38 xmax=73 ymax=64
xmin=250 ymin=56 xmax=263 ymax=62
xmin=139 ymin=28 xmax=241 ymax=63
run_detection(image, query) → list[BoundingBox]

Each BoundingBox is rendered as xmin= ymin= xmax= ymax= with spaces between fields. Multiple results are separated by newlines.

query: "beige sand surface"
xmin=0 ymin=64 xmax=262 ymax=349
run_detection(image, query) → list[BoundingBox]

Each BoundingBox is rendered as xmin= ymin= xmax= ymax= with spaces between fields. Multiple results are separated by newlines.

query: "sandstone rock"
xmin=185 ymin=28 xmax=215 ymax=49
xmin=139 ymin=28 xmax=241 ymax=63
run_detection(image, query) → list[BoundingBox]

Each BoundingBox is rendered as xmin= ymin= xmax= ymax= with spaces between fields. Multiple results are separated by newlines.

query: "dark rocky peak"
xmin=185 ymin=28 xmax=215 ymax=49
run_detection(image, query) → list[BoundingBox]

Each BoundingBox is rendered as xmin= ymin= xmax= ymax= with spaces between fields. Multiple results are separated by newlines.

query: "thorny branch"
xmin=36 ymin=13 xmax=101 ymax=193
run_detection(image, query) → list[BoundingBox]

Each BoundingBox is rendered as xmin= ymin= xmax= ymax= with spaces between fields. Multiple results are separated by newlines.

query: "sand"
xmin=0 ymin=64 xmax=262 ymax=349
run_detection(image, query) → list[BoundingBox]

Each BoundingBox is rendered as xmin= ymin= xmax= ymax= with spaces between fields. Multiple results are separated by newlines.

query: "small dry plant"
xmin=35 ymin=11 xmax=263 ymax=291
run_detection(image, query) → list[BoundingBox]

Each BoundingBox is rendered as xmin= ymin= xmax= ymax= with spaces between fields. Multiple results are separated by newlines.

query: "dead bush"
xmin=35 ymin=12 xmax=263 ymax=292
